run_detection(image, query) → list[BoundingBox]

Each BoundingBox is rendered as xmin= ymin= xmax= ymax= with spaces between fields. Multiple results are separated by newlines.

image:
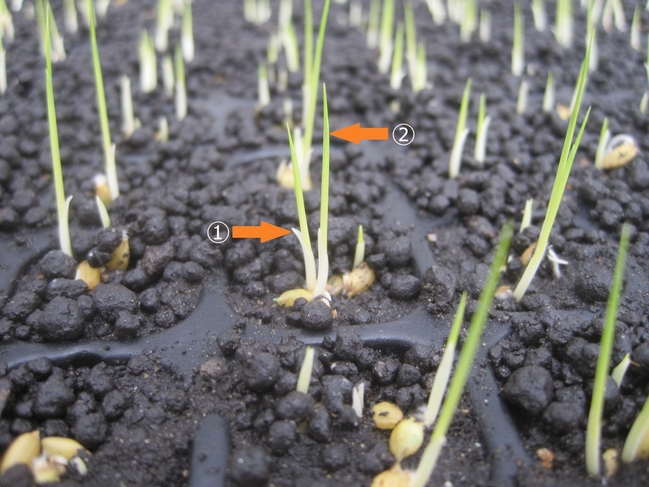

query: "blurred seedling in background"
xmin=328 ymin=225 xmax=376 ymax=298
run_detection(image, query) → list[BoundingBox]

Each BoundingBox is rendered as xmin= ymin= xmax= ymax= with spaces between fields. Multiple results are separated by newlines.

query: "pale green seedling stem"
xmin=313 ymin=83 xmax=330 ymax=298
xmin=514 ymin=36 xmax=593 ymax=301
xmin=621 ymin=389 xmax=649 ymax=462
xmin=297 ymin=346 xmax=315 ymax=394
xmin=45 ymin=7 xmax=71 ymax=256
xmin=426 ymin=0 xmax=446 ymax=26
xmin=543 ymin=71 xmax=555 ymax=112
xmin=95 ymin=195 xmax=111 ymax=228
xmin=389 ymin=22 xmax=404 ymax=90
xmin=0 ymin=36 xmax=5 ymax=95
xmin=378 ymin=0 xmax=395 ymax=74
xmin=366 ymin=0 xmax=381 ymax=48
xmin=403 ymin=0 xmax=416 ymax=86
xmin=175 ymin=44 xmax=187 ymax=120
xmin=520 ymin=199 xmax=533 ymax=232
xmin=63 ymin=0 xmax=77 ymax=34
xmin=474 ymin=93 xmax=491 ymax=163
xmin=460 ymin=0 xmax=477 ymax=42
xmin=512 ymin=3 xmax=524 ymax=76
xmin=532 ymin=0 xmax=546 ymax=31
xmin=47 ymin=2 xmax=65 ymax=61
xmin=88 ymin=0 xmax=118 ymax=203
xmin=631 ymin=5 xmax=641 ymax=50
xmin=586 ymin=222 xmax=631 ymax=475
xmin=353 ymin=225 xmax=365 ymax=268
xmin=424 ymin=291 xmax=467 ymax=428
xmin=449 ymin=78 xmax=471 ymax=179
xmin=595 ymin=117 xmax=610 ymax=169
xmin=162 ymin=54 xmax=174 ymax=97
xmin=479 ymin=8 xmax=491 ymax=42
xmin=611 ymin=353 xmax=631 ymax=387
xmin=517 ymin=79 xmax=528 ymax=114
xmin=413 ymin=222 xmax=514 ymax=487
xmin=120 ymin=74 xmax=135 ymax=137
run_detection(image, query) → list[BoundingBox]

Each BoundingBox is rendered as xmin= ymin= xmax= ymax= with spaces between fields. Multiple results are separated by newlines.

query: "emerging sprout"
xmin=519 ymin=199 xmax=533 ymax=232
xmin=511 ymin=3 xmax=524 ymax=76
xmin=63 ymin=0 xmax=77 ymax=34
xmin=162 ymin=54 xmax=174 ymax=98
xmin=281 ymin=22 xmax=299 ymax=73
xmin=611 ymin=353 xmax=631 ymax=387
xmin=175 ymin=44 xmax=187 ymax=120
xmin=474 ymin=93 xmax=490 ymax=163
xmin=594 ymin=117 xmax=610 ymax=169
xmin=46 ymin=2 xmax=65 ymax=62
xmin=296 ymin=346 xmax=315 ymax=394
xmin=448 ymin=78 xmax=471 ymax=179
xmin=516 ymin=79 xmax=528 ymax=114
xmin=351 ymin=382 xmax=365 ymax=418
xmin=0 ymin=431 xmax=40 ymax=475
xmin=532 ymin=0 xmax=546 ymax=31
xmin=156 ymin=116 xmax=169 ymax=142
xmin=349 ymin=0 xmax=362 ymax=28
xmin=542 ymin=71 xmax=555 ymax=112
xmin=389 ymin=22 xmax=404 ymax=90
xmin=479 ymin=8 xmax=491 ymax=42
xmin=377 ymin=0 xmax=395 ymax=74
xmin=426 ymin=0 xmax=446 ymax=26
xmin=155 ymin=0 xmax=172 ymax=52
xmin=366 ymin=0 xmax=380 ymax=48
xmin=95 ymin=195 xmax=110 ymax=228
xmin=139 ymin=30 xmax=157 ymax=93
xmin=586 ymin=223 xmax=631 ymax=476
xmin=257 ymin=62 xmax=270 ymax=108
xmin=459 ymin=0 xmax=477 ymax=42
xmin=181 ymin=0 xmax=194 ymax=62
xmin=120 ymin=74 xmax=137 ymax=137
xmin=622 ymin=389 xmax=649 ymax=462
xmin=555 ymin=0 xmax=573 ymax=48
xmin=600 ymin=134 xmax=639 ymax=169
xmin=353 ymin=225 xmax=365 ymax=268
xmin=0 ymin=0 xmax=14 ymax=41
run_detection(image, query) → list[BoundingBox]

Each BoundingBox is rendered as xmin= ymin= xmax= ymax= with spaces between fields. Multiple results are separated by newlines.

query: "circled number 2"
xmin=392 ymin=123 xmax=415 ymax=146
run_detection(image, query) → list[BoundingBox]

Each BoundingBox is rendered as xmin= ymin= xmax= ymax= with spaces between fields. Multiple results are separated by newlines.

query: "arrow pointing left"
xmin=232 ymin=221 xmax=291 ymax=243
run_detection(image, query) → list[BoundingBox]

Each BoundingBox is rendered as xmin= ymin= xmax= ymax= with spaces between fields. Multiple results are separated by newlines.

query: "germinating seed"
xmin=372 ymin=401 xmax=403 ymax=430
xmin=389 ymin=417 xmax=424 ymax=460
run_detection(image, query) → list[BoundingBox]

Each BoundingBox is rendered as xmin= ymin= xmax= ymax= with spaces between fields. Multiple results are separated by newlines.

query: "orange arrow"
xmin=330 ymin=123 xmax=389 ymax=144
xmin=232 ymin=221 xmax=291 ymax=243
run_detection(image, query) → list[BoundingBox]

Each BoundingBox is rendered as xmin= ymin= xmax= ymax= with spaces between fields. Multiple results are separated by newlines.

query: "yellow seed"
xmin=389 ymin=418 xmax=424 ymax=460
xmin=601 ymin=141 xmax=638 ymax=169
xmin=276 ymin=288 xmax=314 ymax=307
xmin=536 ymin=447 xmax=554 ymax=470
xmin=41 ymin=437 xmax=89 ymax=460
xmin=105 ymin=234 xmax=130 ymax=271
xmin=94 ymin=175 xmax=112 ymax=206
xmin=0 ymin=430 xmax=40 ymax=475
xmin=371 ymin=464 xmax=412 ymax=487
xmin=495 ymin=285 xmax=512 ymax=300
xmin=556 ymin=103 xmax=571 ymax=121
xmin=603 ymin=448 xmax=619 ymax=478
xmin=276 ymin=161 xmax=313 ymax=191
xmin=75 ymin=261 xmax=101 ymax=291
xmin=345 ymin=262 xmax=375 ymax=298
xmin=327 ymin=274 xmax=344 ymax=296
xmin=372 ymin=402 xmax=403 ymax=430
xmin=521 ymin=242 xmax=537 ymax=266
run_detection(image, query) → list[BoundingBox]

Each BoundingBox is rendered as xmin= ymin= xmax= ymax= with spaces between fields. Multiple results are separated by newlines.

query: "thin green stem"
xmin=449 ymin=78 xmax=471 ymax=179
xmin=314 ymin=83 xmax=330 ymax=297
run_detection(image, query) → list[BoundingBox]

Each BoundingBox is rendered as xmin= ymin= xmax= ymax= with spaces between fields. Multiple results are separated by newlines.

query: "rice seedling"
xmin=95 ymin=0 xmax=109 ymax=18
xmin=267 ymin=32 xmax=279 ymax=65
xmin=519 ymin=198 xmax=533 ymax=232
xmin=474 ymin=93 xmax=490 ymax=163
xmin=139 ymin=30 xmax=157 ymax=93
xmin=353 ymin=225 xmax=365 ymax=269
xmin=44 ymin=6 xmax=72 ymax=256
xmin=586 ymin=0 xmax=599 ymax=71
xmin=532 ymin=0 xmax=546 ymax=31
xmin=351 ymin=382 xmax=365 ymax=418
xmin=542 ymin=71 xmax=555 ymax=112
xmin=46 ymin=2 xmax=65 ymax=61
xmin=412 ymin=221 xmax=514 ymax=487
xmin=389 ymin=22 xmax=404 ymax=90
xmin=460 ymin=0 xmax=477 ymax=43
xmin=182 ymin=0 xmax=194 ymax=62
xmin=555 ymin=0 xmax=573 ymax=48
xmin=479 ymin=8 xmax=491 ymax=42
xmin=95 ymin=195 xmax=110 ymax=229
xmin=156 ymin=116 xmax=169 ymax=142
xmin=425 ymin=0 xmax=446 ymax=25
xmin=175 ymin=43 xmax=186 ymax=120
xmin=423 ymin=291 xmax=467 ymax=428
xmin=278 ymin=0 xmax=292 ymax=29
xmin=120 ymin=74 xmax=138 ymax=137
xmin=63 ymin=0 xmax=77 ymax=33
xmin=162 ymin=54 xmax=174 ymax=97
xmin=0 ymin=36 xmax=5 ymax=95
xmin=611 ymin=353 xmax=631 ymax=387
xmin=87 ymin=0 xmax=118 ymax=204
xmin=448 ymin=78 xmax=471 ymax=179
xmin=296 ymin=346 xmax=315 ymax=393
xmin=622 ymin=391 xmax=649 ymax=463
xmin=586 ymin=223 xmax=631 ymax=476
xmin=516 ymin=79 xmax=528 ymax=114
xmin=378 ymin=0 xmax=395 ymax=74
xmin=513 ymin=37 xmax=592 ymax=301
xmin=414 ymin=41 xmax=427 ymax=92
xmin=594 ymin=117 xmax=610 ymax=169
xmin=630 ymin=5 xmax=641 ymax=51
xmin=511 ymin=3 xmax=524 ymax=76
xmin=76 ymin=0 xmax=90 ymax=26
xmin=155 ymin=0 xmax=172 ymax=52
xmin=258 ymin=62 xmax=270 ymax=108
xmin=281 ymin=22 xmax=300 ymax=73
xmin=366 ymin=0 xmax=381 ymax=48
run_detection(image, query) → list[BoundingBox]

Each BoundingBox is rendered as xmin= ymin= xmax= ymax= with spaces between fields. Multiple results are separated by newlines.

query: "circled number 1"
xmin=392 ymin=123 xmax=415 ymax=146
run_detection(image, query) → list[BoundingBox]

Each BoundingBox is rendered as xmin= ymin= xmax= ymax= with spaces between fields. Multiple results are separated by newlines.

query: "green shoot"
xmin=586 ymin=223 xmax=631 ymax=476
xmin=182 ymin=0 xmax=194 ymax=62
xmin=474 ymin=93 xmax=491 ymax=163
xmin=378 ymin=0 xmax=395 ymax=74
xmin=303 ymin=0 xmax=313 ymax=91
xmin=622 ymin=391 xmax=649 ymax=462
xmin=479 ymin=8 xmax=491 ymax=42
xmin=351 ymin=382 xmax=365 ymax=418
xmin=516 ymin=79 xmax=528 ymax=114
xmin=519 ymin=198 xmax=533 ymax=232
xmin=95 ymin=195 xmax=110 ymax=229
xmin=423 ymin=291 xmax=467 ymax=428
xmin=389 ymin=22 xmax=404 ymax=90
xmin=609 ymin=0 xmax=627 ymax=32
xmin=0 ymin=36 xmax=5 ymax=95
xmin=449 ymin=78 xmax=471 ymax=179
xmin=157 ymin=116 xmax=169 ymax=142
xmin=631 ymin=5 xmax=641 ymax=51
xmin=595 ymin=117 xmax=610 ymax=169
xmin=514 ymin=37 xmax=593 ymax=301
xmin=46 ymin=2 xmax=64 ymax=62
xmin=139 ymin=30 xmax=157 ymax=93
xmin=63 ymin=0 xmax=77 ymax=34
xmin=162 ymin=54 xmax=174 ymax=98
xmin=155 ymin=0 xmax=172 ymax=52
xmin=267 ymin=32 xmax=279 ymax=65
xmin=77 ymin=0 xmax=90 ymax=27
xmin=313 ymin=83 xmax=330 ymax=298
xmin=45 ymin=7 xmax=71 ymax=256
xmin=542 ymin=71 xmax=555 ymax=112
xmin=120 ymin=74 xmax=135 ymax=137
xmin=88 ymin=0 xmax=118 ymax=203
xmin=353 ymin=225 xmax=364 ymax=268
xmin=281 ymin=22 xmax=300 ymax=73
xmin=414 ymin=41 xmax=427 ymax=93
xmin=278 ymin=0 xmax=292 ymax=29
xmin=175 ymin=44 xmax=186 ymax=120
xmin=512 ymin=3 xmax=524 ymax=76
xmin=300 ymin=0 xmax=330 ymax=188
xmin=413 ymin=222 xmax=514 ymax=487
xmin=366 ymin=0 xmax=380 ymax=48
xmin=586 ymin=0 xmax=599 ymax=72
xmin=460 ymin=0 xmax=477 ymax=43
xmin=403 ymin=0 xmax=417 ymax=88
xmin=349 ymin=0 xmax=362 ymax=28
xmin=258 ymin=62 xmax=270 ymax=108
xmin=532 ymin=0 xmax=546 ymax=31
xmin=297 ymin=346 xmax=315 ymax=394
xmin=283 ymin=97 xmax=293 ymax=126
xmin=611 ymin=353 xmax=631 ymax=387
xmin=426 ymin=0 xmax=446 ymax=26
xmin=555 ymin=0 xmax=573 ymax=48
